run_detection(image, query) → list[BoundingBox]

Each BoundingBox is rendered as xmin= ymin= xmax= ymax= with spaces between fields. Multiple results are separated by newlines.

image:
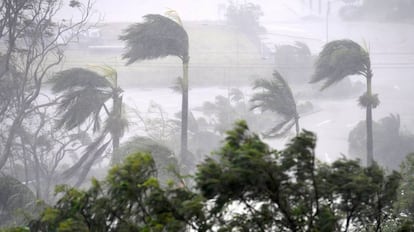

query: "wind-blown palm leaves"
xmin=51 ymin=68 xmax=113 ymax=132
xmin=120 ymin=14 xmax=189 ymax=63
xmin=51 ymin=67 xmax=127 ymax=186
xmin=311 ymin=39 xmax=377 ymax=166
xmin=250 ymin=71 xmax=300 ymax=138
xmin=120 ymin=13 xmax=190 ymax=158
xmin=310 ymin=39 xmax=370 ymax=89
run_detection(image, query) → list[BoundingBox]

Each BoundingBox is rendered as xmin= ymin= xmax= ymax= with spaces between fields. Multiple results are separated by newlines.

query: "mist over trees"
xmin=340 ymin=0 xmax=414 ymax=22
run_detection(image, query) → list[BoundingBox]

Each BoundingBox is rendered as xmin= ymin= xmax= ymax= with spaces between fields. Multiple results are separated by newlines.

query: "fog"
xmin=1 ymin=0 xmax=414 ymax=229
xmin=67 ymin=0 xmax=414 ymax=161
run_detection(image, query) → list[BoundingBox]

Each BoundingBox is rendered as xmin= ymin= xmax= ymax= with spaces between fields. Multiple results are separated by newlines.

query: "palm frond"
xmin=50 ymin=68 xmax=112 ymax=93
xmin=310 ymin=39 xmax=370 ymax=90
xmin=60 ymin=133 xmax=109 ymax=180
xmin=251 ymin=71 xmax=299 ymax=138
xmin=262 ymin=118 xmax=296 ymax=139
xmin=358 ymin=92 xmax=380 ymax=109
xmin=250 ymin=71 xmax=297 ymax=117
xmin=165 ymin=8 xmax=183 ymax=26
xmin=74 ymin=140 xmax=111 ymax=187
xmin=51 ymin=68 xmax=113 ymax=131
xmin=55 ymin=87 xmax=112 ymax=131
xmin=379 ymin=114 xmax=400 ymax=135
xmin=88 ymin=64 xmax=118 ymax=87
xmin=120 ymin=14 xmax=189 ymax=65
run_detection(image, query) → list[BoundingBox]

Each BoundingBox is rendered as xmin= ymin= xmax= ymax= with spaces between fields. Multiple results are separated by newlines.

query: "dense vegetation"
xmin=3 ymin=121 xmax=412 ymax=231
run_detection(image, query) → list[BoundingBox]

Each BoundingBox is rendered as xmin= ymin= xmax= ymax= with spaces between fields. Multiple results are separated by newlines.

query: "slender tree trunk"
xmin=111 ymin=94 xmax=122 ymax=151
xmin=33 ymin=150 xmax=41 ymax=198
xmin=0 ymin=112 xmax=24 ymax=169
xmin=112 ymin=134 xmax=120 ymax=152
xmin=366 ymin=71 xmax=374 ymax=166
xmin=294 ymin=115 xmax=300 ymax=136
xmin=181 ymin=57 xmax=189 ymax=159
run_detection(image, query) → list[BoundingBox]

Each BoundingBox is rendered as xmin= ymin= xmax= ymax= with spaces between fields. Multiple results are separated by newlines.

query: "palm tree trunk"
xmin=295 ymin=115 xmax=300 ymax=136
xmin=181 ymin=57 xmax=189 ymax=159
xmin=111 ymin=92 xmax=122 ymax=151
xmin=366 ymin=72 xmax=374 ymax=166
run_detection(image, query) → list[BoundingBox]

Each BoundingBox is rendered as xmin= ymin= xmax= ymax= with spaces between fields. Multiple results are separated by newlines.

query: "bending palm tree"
xmin=310 ymin=39 xmax=378 ymax=166
xmin=51 ymin=67 xmax=127 ymax=186
xmin=120 ymin=13 xmax=190 ymax=159
xmin=250 ymin=71 xmax=300 ymax=138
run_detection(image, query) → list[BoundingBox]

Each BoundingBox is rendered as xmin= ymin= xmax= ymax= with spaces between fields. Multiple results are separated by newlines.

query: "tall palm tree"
xmin=51 ymin=67 xmax=127 ymax=186
xmin=250 ymin=70 xmax=300 ymax=138
xmin=119 ymin=13 xmax=190 ymax=159
xmin=310 ymin=39 xmax=378 ymax=166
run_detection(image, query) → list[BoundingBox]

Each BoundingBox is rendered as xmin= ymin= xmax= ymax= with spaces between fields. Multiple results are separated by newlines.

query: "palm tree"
xmin=250 ymin=70 xmax=300 ymax=138
xmin=310 ymin=39 xmax=378 ymax=166
xmin=51 ymin=67 xmax=127 ymax=186
xmin=119 ymin=13 xmax=190 ymax=159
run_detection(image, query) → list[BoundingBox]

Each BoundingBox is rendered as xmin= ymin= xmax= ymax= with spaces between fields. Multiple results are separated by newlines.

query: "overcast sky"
xmin=63 ymin=0 xmax=318 ymax=23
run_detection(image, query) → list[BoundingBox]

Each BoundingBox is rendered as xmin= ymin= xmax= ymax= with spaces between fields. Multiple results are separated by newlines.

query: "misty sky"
xmin=65 ymin=0 xmax=325 ymax=23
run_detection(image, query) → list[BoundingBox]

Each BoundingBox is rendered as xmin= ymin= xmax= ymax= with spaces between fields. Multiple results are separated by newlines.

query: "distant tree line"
xmin=340 ymin=0 xmax=414 ymax=22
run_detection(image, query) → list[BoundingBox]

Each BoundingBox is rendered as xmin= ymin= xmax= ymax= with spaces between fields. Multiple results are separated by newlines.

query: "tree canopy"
xmin=18 ymin=121 xmax=406 ymax=231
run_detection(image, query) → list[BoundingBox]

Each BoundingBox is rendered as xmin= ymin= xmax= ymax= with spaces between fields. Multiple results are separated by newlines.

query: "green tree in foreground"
xmin=21 ymin=121 xmax=406 ymax=231
xmin=311 ymin=39 xmax=378 ymax=166
xmin=251 ymin=71 xmax=300 ymax=137
xmin=29 ymin=153 xmax=207 ymax=232
xmin=120 ymin=13 xmax=190 ymax=161
xmin=396 ymin=153 xmax=414 ymax=218
xmin=197 ymin=121 xmax=400 ymax=231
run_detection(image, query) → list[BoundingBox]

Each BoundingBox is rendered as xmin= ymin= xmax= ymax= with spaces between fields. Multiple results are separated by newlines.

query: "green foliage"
xmin=197 ymin=120 xmax=401 ymax=231
xmin=29 ymin=152 xmax=206 ymax=231
xmin=20 ymin=122 xmax=404 ymax=231
xmin=112 ymin=136 xmax=180 ymax=185
xmin=396 ymin=153 xmax=414 ymax=219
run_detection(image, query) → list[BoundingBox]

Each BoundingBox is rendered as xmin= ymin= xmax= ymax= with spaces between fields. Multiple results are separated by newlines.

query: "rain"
xmin=1 ymin=0 xmax=414 ymax=230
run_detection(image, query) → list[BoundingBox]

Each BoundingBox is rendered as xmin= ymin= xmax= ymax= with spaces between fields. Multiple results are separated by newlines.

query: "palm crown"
xmin=119 ymin=14 xmax=189 ymax=64
xmin=310 ymin=39 xmax=370 ymax=89
xmin=51 ymin=68 xmax=114 ymax=132
xmin=250 ymin=71 xmax=299 ymax=137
